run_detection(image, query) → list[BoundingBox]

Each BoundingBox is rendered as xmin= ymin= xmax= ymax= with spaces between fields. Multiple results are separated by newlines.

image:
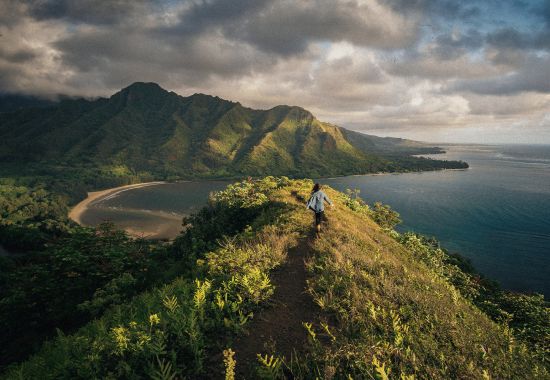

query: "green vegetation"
xmin=5 ymin=83 xmax=546 ymax=379
xmin=0 ymin=177 xmax=287 ymax=369
xmin=396 ymin=233 xmax=549 ymax=359
xmin=0 ymin=182 xmax=70 ymax=251
xmin=1 ymin=178 xmax=547 ymax=379
xmin=0 ymin=82 xmax=467 ymax=181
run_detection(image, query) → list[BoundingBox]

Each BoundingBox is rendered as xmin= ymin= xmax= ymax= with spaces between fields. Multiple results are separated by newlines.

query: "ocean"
xmin=81 ymin=145 xmax=550 ymax=296
xmin=323 ymin=144 xmax=550 ymax=296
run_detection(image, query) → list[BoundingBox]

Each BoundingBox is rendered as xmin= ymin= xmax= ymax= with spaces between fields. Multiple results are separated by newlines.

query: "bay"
xmin=80 ymin=145 xmax=550 ymax=296
xmin=80 ymin=180 xmax=230 ymax=239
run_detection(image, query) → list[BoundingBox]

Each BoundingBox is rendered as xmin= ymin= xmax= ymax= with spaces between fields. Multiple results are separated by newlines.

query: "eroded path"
xmin=232 ymin=236 xmax=319 ymax=378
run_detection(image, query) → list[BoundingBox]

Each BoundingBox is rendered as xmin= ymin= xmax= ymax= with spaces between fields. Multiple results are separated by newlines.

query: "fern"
xmin=151 ymin=356 xmax=177 ymax=380
xmin=372 ymin=356 xmax=390 ymax=380
xmin=256 ymin=353 xmax=283 ymax=379
xmin=303 ymin=322 xmax=317 ymax=341
xmin=162 ymin=295 xmax=179 ymax=314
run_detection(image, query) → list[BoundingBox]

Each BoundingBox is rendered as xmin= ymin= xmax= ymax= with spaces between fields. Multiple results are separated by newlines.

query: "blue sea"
xmin=323 ymin=144 xmax=550 ymax=296
xmin=81 ymin=145 xmax=550 ymax=296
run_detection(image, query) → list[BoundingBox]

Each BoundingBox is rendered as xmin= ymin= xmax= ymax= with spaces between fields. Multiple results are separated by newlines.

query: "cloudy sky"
xmin=1 ymin=0 xmax=550 ymax=143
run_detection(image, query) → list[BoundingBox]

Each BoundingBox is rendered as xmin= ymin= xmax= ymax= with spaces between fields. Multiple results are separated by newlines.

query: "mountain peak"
xmin=122 ymin=82 xmax=165 ymax=92
xmin=116 ymin=82 xmax=170 ymax=98
xmin=111 ymin=82 xmax=173 ymax=107
xmin=268 ymin=104 xmax=314 ymax=121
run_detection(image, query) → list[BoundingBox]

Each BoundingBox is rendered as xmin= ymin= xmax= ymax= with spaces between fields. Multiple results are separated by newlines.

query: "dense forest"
xmin=0 ymin=178 xmax=547 ymax=378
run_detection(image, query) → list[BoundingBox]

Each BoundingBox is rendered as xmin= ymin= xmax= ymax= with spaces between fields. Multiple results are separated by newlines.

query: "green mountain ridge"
xmin=0 ymin=82 xmax=467 ymax=179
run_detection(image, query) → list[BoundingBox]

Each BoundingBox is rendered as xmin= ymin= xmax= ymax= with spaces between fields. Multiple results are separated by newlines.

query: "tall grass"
xmin=293 ymin=184 xmax=548 ymax=379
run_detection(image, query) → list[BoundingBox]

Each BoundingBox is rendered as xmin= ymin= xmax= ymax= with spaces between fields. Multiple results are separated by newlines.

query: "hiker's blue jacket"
xmin=306 ymin=190 xmax=332 ymax=213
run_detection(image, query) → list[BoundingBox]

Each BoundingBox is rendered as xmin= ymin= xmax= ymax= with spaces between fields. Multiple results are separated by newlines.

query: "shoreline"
xmin=69 ymin=166 xmax=468 ymax=225
xmin=320 ymin=167 xmax=468 ymax=181
xmin=68 ymin=181 xmax=167 ymax=225
xmin=67 ymin=165 xmax=468 ymax=238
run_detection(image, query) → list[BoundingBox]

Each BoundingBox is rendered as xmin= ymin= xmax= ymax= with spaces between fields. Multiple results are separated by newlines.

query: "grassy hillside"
xmin=0 ymin=82 xmax=467 ymax=180
xmin=2 ymin=178 xmax=547 ymax=379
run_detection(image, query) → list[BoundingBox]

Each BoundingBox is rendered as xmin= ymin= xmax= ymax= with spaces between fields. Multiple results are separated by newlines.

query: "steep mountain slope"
xmin=0 ymin=82 xmax=467 ymax=178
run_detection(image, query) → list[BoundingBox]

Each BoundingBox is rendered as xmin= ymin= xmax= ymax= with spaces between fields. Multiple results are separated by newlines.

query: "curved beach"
xmin=68 ymin=182 xmax=167 ymax=225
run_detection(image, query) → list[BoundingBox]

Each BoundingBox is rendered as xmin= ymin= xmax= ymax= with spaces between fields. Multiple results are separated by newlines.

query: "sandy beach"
xmin=68 ymin=182 xmax=167 ymax=225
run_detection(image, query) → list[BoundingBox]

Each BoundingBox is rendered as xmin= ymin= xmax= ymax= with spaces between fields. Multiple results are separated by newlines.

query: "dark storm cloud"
xmin=486 ymin=27 xmax=550 ymax=51
xmin=0 ymin=46 xmax=37 ymax=64
xmin=0 ymin=0 xmax=27 ymax=26
xmin=234 ymin=0 xmax=417 ymax=55
xmin=385 ymin=0 xmax=479 ymax=20
xmin=532 ymin=0 xmax=550 ymax=25
xmin=154 ymin=0 xmax=420 ymax=56
xmin=25 ymin=0 xmax=153 ymax=25
xmin=28 ymin=0 xmax=419 ymax=91
xmin=486 ymin=28 xmax=529 ymax=49
xmin=171 ymin=0 xmax=271 ymax=34
xmin=54 ymin=27 xmax=276 ymax=89
xmin=479 ymin=0 xmax=550 ymax=51
xmin=30 ymin=0 xmax=278 ymax=90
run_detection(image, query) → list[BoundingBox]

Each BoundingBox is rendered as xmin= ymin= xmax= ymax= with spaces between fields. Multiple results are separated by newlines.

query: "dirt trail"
xmin=232 ymin=235 xmax=319 ymax=378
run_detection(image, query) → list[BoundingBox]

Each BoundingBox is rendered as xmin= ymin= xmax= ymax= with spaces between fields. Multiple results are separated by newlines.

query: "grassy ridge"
xmin=2 ymin=178 xmax=547 ymax=379
xmin=294 ymin=186 xmax=548 ymax=379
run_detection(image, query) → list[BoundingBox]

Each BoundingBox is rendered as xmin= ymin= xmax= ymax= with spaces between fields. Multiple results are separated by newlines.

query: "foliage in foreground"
xmin=0 ymin=177 xmax=287 ymax=369
xmin=2 ymin=177 xmax=295 ymax=379
xmin=0 ymin=224 xmax=161 ymax=366
xmin=2 ymin=178 xmax=548 ymax=379
xmin=398 ymin=232 xmax=549 ymax=364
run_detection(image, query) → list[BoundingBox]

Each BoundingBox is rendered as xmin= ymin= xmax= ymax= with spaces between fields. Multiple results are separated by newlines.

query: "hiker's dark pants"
xmin=315 ymin=211 xmax=324 ymax=226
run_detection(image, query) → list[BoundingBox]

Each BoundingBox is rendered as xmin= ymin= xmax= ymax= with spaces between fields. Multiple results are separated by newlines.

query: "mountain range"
xmin=0 ymin=82 xmax=467 ymax=178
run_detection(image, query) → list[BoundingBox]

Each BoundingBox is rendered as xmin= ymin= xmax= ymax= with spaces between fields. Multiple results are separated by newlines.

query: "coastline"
xmin=320 ymin=167 xmax=468 ymax=181
xmin=68 ymin=181 xmax=167 ymax=225
xmin=70 ymin=166 xmax=467 ymax=225
xmin=67 ymin=165 xmax=469 ymax=239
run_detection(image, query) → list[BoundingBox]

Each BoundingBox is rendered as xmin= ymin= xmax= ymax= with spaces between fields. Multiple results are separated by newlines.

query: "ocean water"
xmin=81 ymin=145 xmax=550 ymax=296
xmin=323 ymin=145 xmax=550 ymax=296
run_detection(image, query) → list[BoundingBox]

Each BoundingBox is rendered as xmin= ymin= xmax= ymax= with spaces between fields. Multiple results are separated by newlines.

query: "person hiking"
xmin=306 ymin=183 xmax=333 ymax=233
